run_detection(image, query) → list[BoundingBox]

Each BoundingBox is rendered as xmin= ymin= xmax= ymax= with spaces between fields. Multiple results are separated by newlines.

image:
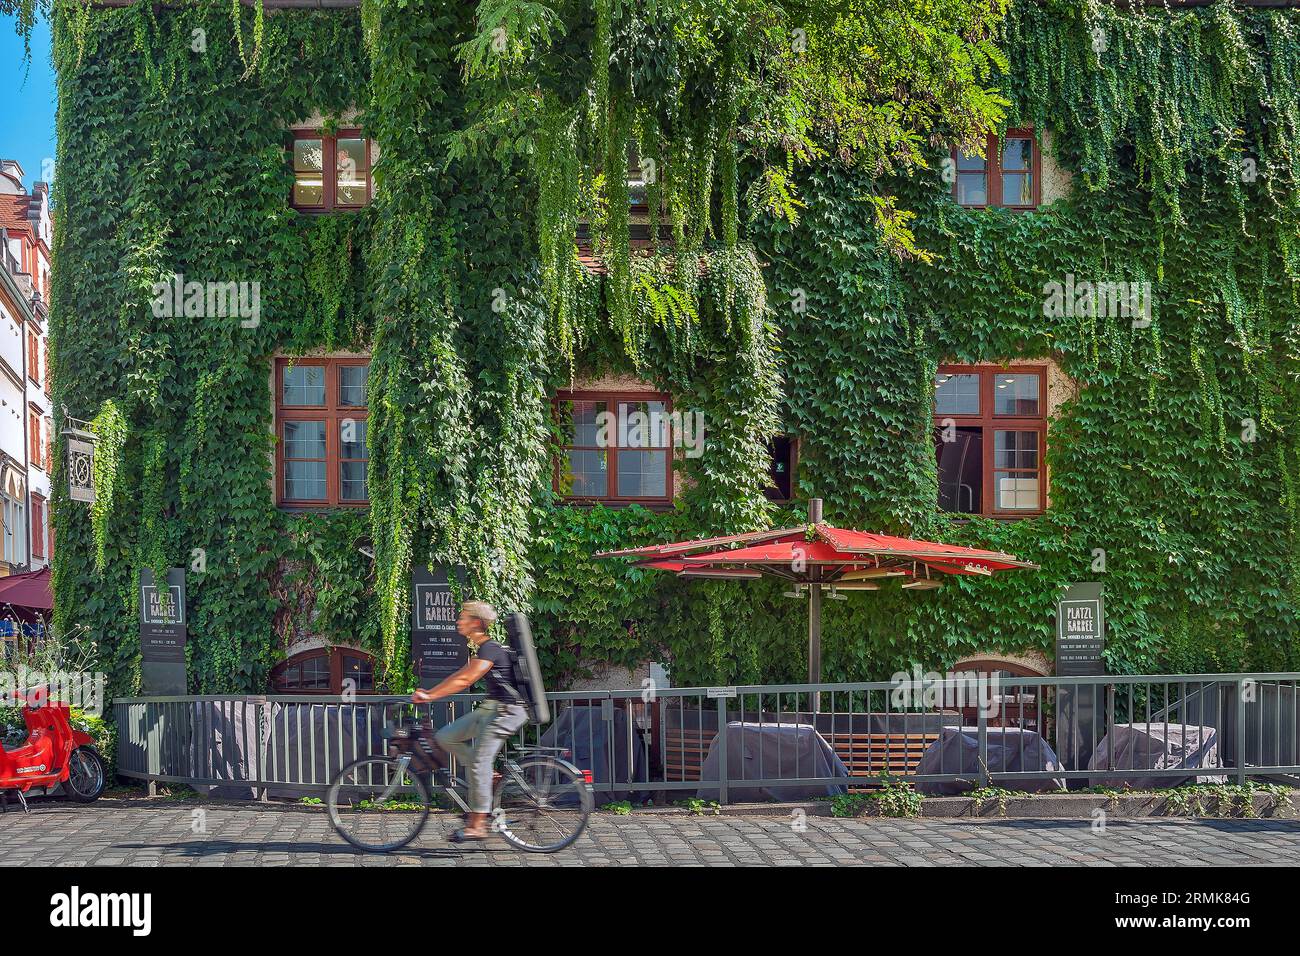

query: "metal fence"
xmin=112 ymin=673 xmax=1300 ymax=803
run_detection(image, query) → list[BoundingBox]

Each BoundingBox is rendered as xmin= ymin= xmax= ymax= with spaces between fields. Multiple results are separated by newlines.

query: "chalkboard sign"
xmin=140 ymin=568 xmax=187 ymax=695
xmin=1055 ymin=582 xmax=1105 ymax=677
xmin=410 ymin=566 xmax=469 ymax=689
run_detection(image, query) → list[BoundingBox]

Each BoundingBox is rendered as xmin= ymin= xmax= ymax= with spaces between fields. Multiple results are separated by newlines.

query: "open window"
xmin=933 ymin=365 xmax=1046 ymax=516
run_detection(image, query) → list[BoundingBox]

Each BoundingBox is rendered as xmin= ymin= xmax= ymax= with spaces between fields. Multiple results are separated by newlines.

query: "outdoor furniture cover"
xmin=187 ymin=700 xmax=262 ymax=799
xmin=539 ymin=705 xmax=650 ymax=801
xmin=915 ymin=726 xmax=1065 ymax=795
xmin=695 ymin=722 xmax=849 ymax=802
xmin=1087 ymin=722 xmax=1225 ymax=788
xmin=262 ymin=702 xmax=386 ymax=798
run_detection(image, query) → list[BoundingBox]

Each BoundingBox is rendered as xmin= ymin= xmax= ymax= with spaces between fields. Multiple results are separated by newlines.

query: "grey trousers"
xmin=435 ymin=700 xmax=529 ymax=813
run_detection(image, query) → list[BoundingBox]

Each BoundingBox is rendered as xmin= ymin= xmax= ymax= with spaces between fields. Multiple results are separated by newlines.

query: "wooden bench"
xmin=661 ymin=728 xmax=943 ymax=784
xmin=826 ymin=732 xmax=941 ymax=786
xmin=663 ymin=727 xmax=715 ymax=782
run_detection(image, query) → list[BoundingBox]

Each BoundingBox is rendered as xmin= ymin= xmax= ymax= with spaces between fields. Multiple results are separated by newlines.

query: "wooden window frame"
xmin=26 ymin=331 xmax=39 ymax=389
xmin=275 ymin=357 xmax=370 ymax=508
xmin=553 ymin=389 xmax=674 ymax=505
xmin=289 ymin=128 xmax=373 ymax=213
xmin=27 ymin=406 xmax=42 ymax=473
xmin=933 ymin=364 xmax=1047 ymax=517
xmin=952 ymin=129 xmax=1041 ymax=210
xmin=270 ymin=647 xmax=376 ymax=695
xmin=30 ymin=492 xmax=44 ymax=560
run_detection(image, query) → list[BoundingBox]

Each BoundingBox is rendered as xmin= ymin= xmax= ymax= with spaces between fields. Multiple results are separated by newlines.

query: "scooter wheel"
xmin=64 ymin=747 xmax=106 ymax=803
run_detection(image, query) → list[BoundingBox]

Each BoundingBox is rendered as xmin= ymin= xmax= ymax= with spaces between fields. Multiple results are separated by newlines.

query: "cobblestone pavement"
xmin=2 ymin=802 xmax=1297 ymax=866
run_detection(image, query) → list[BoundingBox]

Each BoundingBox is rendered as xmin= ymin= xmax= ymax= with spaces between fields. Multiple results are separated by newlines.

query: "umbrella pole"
xmin=809 ymin=581 xmax=822 ymax=713
xmin=807 ymin=496 xmax=824 ymax=713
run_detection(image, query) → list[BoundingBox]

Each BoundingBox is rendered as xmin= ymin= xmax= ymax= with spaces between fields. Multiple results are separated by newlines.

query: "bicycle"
xmin=326 ymin=706 xmax=593 ymax=853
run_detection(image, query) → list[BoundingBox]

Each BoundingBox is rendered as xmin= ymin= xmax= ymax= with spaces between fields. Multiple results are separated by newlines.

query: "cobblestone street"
xmin=2 ymin=802 xmax=1297 ymax=866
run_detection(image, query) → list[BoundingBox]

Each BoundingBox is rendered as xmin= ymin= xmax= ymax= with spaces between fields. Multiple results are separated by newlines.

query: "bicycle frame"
xmin=388 ymin=751 xmax=552 ymax=814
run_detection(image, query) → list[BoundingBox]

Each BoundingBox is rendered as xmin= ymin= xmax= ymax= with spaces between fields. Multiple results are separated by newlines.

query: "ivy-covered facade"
xmin=46 ymin=0 xmax=1300 ymax=699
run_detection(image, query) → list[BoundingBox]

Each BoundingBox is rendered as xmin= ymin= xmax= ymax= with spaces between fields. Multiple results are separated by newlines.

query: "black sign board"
xmin=1055 ymin=581 xmax=1105 ymax=676
xmin=140 ymin=568 xmax=187 ymax=695
xmin=411 ymin=566 xmax=469 ymax=689
xmin=1055 ymin=581 xmax=1105 ymax=779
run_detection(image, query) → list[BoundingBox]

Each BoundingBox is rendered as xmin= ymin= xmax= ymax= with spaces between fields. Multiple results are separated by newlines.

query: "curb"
xmin=707 ymin=792 xmax=1300 ymax=820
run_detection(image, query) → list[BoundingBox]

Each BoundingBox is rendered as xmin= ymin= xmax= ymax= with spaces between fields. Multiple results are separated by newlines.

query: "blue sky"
xmin=1 ymin=16 xmax=57 ymax=190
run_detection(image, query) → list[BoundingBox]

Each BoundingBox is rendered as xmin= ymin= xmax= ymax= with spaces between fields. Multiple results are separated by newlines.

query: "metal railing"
xmin=112 ymin=673 xmax=1300 ymax=803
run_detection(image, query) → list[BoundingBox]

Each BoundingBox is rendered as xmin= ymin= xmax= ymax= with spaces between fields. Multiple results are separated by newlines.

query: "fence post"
xmin=716 ymin=694 xmax=729 ymax=806
xmin=1236 ymin=678 xmax=1247 ymax=785
xmin=977 ymin=704 xmax=990 ymax=789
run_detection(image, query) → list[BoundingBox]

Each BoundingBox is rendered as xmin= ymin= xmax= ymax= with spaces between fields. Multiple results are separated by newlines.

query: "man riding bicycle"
xmin=411 ymin=600 xmax=529 ymax=843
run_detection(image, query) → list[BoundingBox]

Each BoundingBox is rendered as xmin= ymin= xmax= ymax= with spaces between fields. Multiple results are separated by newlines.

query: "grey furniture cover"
xmin=695 ymin=722 xmax=849 ymax=802
xmin=1087 ymin=722 xmax=1225 ymax=788
xmin=185 ymin=702 xmax=386 ymax=799
xmin=915 ymin=726 xmax=1065 ymax=795
xmin=539 ymin=705 xmax=650 ymax=801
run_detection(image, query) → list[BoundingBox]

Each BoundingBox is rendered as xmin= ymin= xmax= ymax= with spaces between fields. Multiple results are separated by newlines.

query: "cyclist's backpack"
xmin=503 ymin=612 xmax=551 ymax=725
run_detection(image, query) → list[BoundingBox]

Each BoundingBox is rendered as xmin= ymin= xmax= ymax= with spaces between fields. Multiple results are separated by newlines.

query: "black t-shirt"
xmin=474 ymin=640 xmax=522 ymax=703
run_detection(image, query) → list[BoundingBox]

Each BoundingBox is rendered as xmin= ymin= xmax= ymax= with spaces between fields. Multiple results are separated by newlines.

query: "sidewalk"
xmin=1 ymin=801 xmax=1296 ymax=866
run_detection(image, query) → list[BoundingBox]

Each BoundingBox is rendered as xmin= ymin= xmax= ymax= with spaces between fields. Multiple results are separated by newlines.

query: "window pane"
xmin=284 ymin=460 xmax=327 ymax=500
xmin=956 ymin=174 xmax=987 ymax=206
xmin=293 ymin=177 xmax=324 ymax=207
xmin=560 ymin=449 xmax=607 ymax=496
xmin=560 ymin=400 xmax=607 ymax=446
xmin=282 ymin=365 xmax=325 ymax=406
xmin=956 ymin=149 xmax=986 ymax=172
xmin=616 ymin=449 xmax=667 ymax=497
xmin=340 ymin=419 xmax=367 ymax=459
xmin=935 ymin=427 xmax=982 ymax=514
xmin=1002 ymin=172 xmax=1034 ymax=206
xmin=994 ymin=430 xmax=1039 ymax=470
xmin=302 ymin=656 xmax=330 ymax=690
xmin=283 ymin=420 xmax=326 ymax=459
xmin=1001 ymin=138 xmax=1032 ymax=171
xmin=339 ymin=364 xmax=369 ymax=406
xmin=294 ymin=139 xmax=324 ymax=172
xmin=994 ymin=471 xmax=1040 ymax=510
xmin=993 ymin=374 xmax=1041 ymax=416
xmin=336 ymin=138 xmax=368 ymax=204
xmin=293 ymin=139 xmax=325 ymax=208
xmin=340 ymin=460 xmax=368 ymax=501
xmin=618 ymin=401 xmax=669 ymax=448
xmin=934 ymin=373 xmax=980 ymax=415
xmin=344 ymin=655 xmax=374 ymax=691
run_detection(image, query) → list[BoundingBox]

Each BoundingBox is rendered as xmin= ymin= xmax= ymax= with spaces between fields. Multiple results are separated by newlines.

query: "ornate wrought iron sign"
xmin=61 ymin=421 xmax=96 ymax=504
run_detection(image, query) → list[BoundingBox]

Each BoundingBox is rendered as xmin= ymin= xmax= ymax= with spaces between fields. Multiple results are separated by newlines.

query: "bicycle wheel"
xmin=328 ymin=756 xmax=431 ymax=853
xmin=492 ymin=755 xmax=593 ymax=853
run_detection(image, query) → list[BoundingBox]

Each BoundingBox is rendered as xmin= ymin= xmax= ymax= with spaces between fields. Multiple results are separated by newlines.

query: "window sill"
xmin=941 ymin=511 xmax=1045 ymax=523
xmin=277 ymin=503 xmax=370 ymax=512
xmin=556 ymin=498 xmax=676 ymax=513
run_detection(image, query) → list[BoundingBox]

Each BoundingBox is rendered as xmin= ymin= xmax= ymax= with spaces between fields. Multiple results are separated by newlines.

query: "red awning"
xmin=0 ymin=566 xmax=53 ymax=613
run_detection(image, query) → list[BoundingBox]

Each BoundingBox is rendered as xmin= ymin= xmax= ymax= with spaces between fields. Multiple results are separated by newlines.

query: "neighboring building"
xmin=0 ymin=160 xmax=53 ymax=576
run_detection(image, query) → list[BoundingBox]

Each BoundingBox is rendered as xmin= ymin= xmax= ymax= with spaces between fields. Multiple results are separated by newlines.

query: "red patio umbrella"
xmin=599 ymin=499 xmax=1036 ymax=690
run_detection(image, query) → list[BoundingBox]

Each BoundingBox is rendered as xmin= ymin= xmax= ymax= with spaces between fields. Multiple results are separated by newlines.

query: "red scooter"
xmin=0 ymin=689 xmax=106 ymax=812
